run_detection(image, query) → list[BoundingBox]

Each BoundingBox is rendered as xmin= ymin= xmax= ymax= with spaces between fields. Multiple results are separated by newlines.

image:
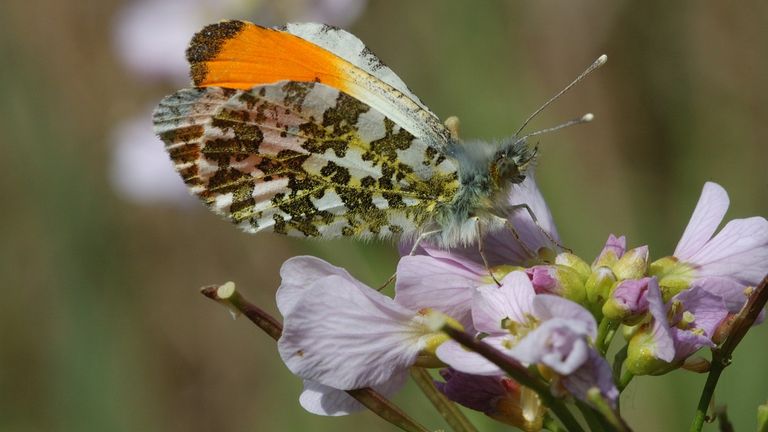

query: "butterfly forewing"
xmin=154 ymin=81 xmax=459 ymax=239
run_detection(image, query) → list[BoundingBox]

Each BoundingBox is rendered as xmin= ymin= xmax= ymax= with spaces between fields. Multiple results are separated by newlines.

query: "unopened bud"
xmin=626 ymin=330 xmax=675 ymax=376
xmin=649 ymin=256 xmax=695 ymax=301
xmin=586 ymin=266 xmax=617 ymax=307
xmin=602 ymin=278 xmax=651 ymax=324
xmin=555 ymin=252 xmax=592 ymax=279
xmin=712 ymin=313 xmax=737 ymax=345
xmin=681 ymin=356 xmax=710 ymax=373
xmin=612 ymin=245 xmax=649 ymax=280
xmin=592 ymin=234 xmax=627 ymax=269
xmin=527 ymin=264 xmax=587 ymax=304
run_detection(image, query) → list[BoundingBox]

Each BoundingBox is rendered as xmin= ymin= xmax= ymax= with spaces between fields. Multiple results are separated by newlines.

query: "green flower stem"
xmin=200 ymin=283 xmax=431 ymax=432
xmin=612 ymin=344 xmax=633 ymax=406
xmin=596 ymin=319 xmax=618 ymax=355
xmin=619 ymin=370 xmax=634 ymax=393
xmin=441 ymin=325 xmax=585 ymax=432
xmin=689 ymin=273 xmax=768 ymax=432
xmin=586 ymin=388 xmax=631 ymax=432
xmin=575 ymin=400 xmax=608 ymax=432
xmin=409 ymin=367 xmax=479 ymax=432
xmin=543 ymin=414 xmax=567 ymax=432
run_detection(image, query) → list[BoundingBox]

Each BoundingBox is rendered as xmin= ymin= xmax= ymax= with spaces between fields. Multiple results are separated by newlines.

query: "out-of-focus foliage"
xmin=0 ymin=1 xmax=766 ymax=431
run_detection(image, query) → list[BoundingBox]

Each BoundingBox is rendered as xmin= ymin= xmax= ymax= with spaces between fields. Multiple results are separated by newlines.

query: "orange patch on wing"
xmin=187 ymin=20 xmax=349 ymax=92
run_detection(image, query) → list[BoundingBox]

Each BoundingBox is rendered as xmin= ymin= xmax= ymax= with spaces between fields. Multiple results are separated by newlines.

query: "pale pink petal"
xmin=278 ymin=276 xmax=424 ymax=390
xmin=471 ymin=272 xmax=535 ymax=334
xmin=674 ymin=182 xmax=729 ymax=260
xmin=686 ymin=217 xmax=768 ymax=285
xmin=277 ymin=256 xmax=365 ymax=315
xmin=561 ymin=350 xmax=619 ymax=407
xmin=532 ymin=295 xmax=597 ymax=340
xmin=693 ymin=277 xmax=750 ymax=312
xmin=507 ymin=174 xmax=561 ymax=250
xmin=395 ymin=255 xmax=485 ymax=329
xmin=509 ymin=319 xmax=591 ymax=375
xmin=646 ymin=278 xmax=675 ymax=362
xmin=298 ymin=372 xmax=407 ymax=416
xmin=436 ymin=338 xmax=510 ymax=376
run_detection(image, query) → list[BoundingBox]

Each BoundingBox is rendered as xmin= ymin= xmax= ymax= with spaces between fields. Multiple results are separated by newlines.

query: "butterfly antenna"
xmin=520 ymin=113 xmax=593 ymax=140
xmin=513 ymin=54 xmax=607 ymax=137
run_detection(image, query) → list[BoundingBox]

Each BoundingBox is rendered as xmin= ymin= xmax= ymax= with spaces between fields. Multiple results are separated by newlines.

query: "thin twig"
xmin=410 ymin=367 xmax=479 ymax=432
xmin=201 ymin=283 xmax=431 ymax=432
xmin=689 ymin=274 xmax=768 ymax=432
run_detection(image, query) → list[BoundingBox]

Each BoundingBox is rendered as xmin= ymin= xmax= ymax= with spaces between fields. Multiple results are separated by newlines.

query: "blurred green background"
xmin=1 ymin=0 xmax=766 ymax=431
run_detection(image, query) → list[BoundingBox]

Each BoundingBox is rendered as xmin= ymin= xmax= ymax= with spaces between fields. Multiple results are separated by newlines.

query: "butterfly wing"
xmin=185 ymin=20 xmax=452 ymax=150
xmin=153 ymin=81 xmax=458 ymax=239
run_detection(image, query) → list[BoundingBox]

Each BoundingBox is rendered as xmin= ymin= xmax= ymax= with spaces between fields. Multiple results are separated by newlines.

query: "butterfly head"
xmin=489 ymin=138 xmax=537 ymax=188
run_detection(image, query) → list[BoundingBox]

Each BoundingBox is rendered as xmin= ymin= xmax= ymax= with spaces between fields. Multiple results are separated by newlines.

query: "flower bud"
xmin=555 ymin=252 xmax=592 ymax=279
xmin=649 ymin=256 xmax=695 ymax=300
xmin=586 ymin=266 xmax=617 ymax=307
xmin=436 ymin=370 xmax=545 ymax=432
xmin=758 ymin=402 xmax=768 ymax=432
xmin=612 ymin=245 xmax=649 ymax=280
xmin=681 ymin=356 xmax=710 ymax=373
xmin=626 ymin=330 xmax=674 ymax=376
xmin=711 ymin=313 xmax=737 ymax=345
xmin=527 ymin=264 xmax=587 ymax=304
xmin=592 ymin=234 xmax=626 ymax=269
xmin=602 ymin=278 xmax=651 ymax=324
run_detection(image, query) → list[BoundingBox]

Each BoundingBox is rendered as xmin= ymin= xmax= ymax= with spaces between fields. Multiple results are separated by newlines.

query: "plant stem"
xmin=409 ymin=367 xmax=478 ymax=432
xmin=689 ymin=274 xmax=768 ymax=432
xmin=596 ymin=319 xmax=618 ymax=355
xmin=441 ymin=325 xmax=585 ymax=432
xmin=201 ymin=283 xmax=431 ymax=432
xmin=575 ymin=400 xmax=608 ymax=432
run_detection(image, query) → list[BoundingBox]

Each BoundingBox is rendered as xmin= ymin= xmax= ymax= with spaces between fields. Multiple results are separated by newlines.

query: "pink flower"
xmin=652 ymin=182 xmax=768 ymax=311
xmin=626 ymin=278 xmax=727 ymax=375
xmin=276 ymin=256 xmax=446 ymax=415
xmin=435 ymin=271 xmax=617 ymax=405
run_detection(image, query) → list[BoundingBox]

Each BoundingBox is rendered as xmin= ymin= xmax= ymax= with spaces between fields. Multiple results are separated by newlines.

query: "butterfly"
xmin=154 ymin=20 xmax=603 ymax=252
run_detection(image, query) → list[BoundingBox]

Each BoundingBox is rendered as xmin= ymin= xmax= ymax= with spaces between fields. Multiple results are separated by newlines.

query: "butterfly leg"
xmin=475 ymin=218 xmax=502 ymax=287
xmin=377 ymin=229 xmax=442 ymax=291
xmin=508 ymin=203 xmax=572 ymax=253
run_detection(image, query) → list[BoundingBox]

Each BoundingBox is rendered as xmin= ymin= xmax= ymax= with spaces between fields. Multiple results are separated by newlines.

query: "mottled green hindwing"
xmin=153 ymin=81 xmax=459 ymax=239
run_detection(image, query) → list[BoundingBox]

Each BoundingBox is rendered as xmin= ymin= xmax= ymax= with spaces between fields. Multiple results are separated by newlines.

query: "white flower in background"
xmin=110 ymin=108 xmax=194 ymax=204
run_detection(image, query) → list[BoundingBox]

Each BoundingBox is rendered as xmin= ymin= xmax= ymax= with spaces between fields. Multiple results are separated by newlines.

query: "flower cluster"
xmin=273 ymin=178 xmax=768 ymax=428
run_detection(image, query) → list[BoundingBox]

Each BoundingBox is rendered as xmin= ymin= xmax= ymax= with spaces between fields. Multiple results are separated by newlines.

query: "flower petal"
xmin=395 ymin=254 xmax=485 ymax=329
xmin=298 ymin=372 xmax=408 ymax=416
xmin=674 ymin=182 xmax=729 ymax=260
xmin=646 ymin=277 xmax=675 ymax=362
xmin=508 ymin=174 xmax=561 ymax=250
xmin=561 ymin=350 xmax=619 ymax=407
xmin=277 ymin=256 xmax=366 ymax=315
xmin=686 ymin=216 xmax=768 ymax=286
xmin=532 ymin=295 xmax=597 ymax=340
xmin=436 ymin=338 xmax=508 ymax=376
xmin=278 ymin=275 xmax=425 ymax=390
xmin=472 ymin=271 xmax=535 ymax=334
xmin=435 ymin=369 xmax=509 ymax=414
xmin=509 ymin=319 xmax=591 ymax=375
